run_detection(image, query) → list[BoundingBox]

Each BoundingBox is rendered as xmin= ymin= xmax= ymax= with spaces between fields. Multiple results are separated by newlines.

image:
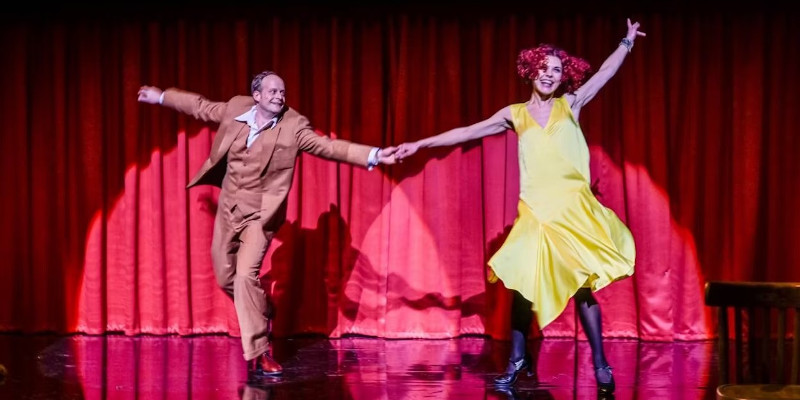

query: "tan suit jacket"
xmin=162 ymin=88 xmax=374 ymax=228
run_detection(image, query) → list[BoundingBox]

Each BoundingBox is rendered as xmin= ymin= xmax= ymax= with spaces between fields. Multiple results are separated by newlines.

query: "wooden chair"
xmin=704 ymin=281 xmax=800 ymax=399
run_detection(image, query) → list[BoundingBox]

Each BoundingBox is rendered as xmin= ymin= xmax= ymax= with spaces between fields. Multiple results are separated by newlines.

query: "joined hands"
xmin=394 ymin=142 xmax=420 ymax=162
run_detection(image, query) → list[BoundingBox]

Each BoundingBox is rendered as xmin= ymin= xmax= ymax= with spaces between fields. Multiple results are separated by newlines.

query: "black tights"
xmin=508 ymin=288 xmax=608 ymax=369
xmin=574 ymin=288 xmax=609 ymax=369
xmin=509 ymin=291 xmax=533 ymax=362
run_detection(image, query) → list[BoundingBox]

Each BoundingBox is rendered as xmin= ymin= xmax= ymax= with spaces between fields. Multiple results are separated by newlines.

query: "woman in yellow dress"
xmin=395 ymin=19 xmax=645 ymax=394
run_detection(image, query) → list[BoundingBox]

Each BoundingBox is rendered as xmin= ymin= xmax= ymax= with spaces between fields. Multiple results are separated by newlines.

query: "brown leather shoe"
xmin=250 ymin=352 xmax=283 ymax=376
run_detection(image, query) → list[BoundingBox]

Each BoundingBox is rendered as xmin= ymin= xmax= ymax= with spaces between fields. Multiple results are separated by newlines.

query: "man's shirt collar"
xmin=235 ymin=106 xmax=278 ymax=130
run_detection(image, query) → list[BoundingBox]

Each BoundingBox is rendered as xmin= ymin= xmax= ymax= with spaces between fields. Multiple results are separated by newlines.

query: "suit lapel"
xmin=212 ymin=122 xmax=248 ymax=162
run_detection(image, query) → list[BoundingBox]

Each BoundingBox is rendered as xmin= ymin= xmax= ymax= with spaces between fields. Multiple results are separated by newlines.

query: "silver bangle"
xmin=619 ymin=38 xmax=633 ymax=53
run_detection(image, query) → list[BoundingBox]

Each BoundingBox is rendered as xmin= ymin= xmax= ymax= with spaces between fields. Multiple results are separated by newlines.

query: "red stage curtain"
xmin=1 ymin=9 xmax=797 ymax=341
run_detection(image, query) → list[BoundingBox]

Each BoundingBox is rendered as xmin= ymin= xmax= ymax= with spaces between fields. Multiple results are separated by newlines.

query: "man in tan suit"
xmin=137 ymin=71 xmax=397 ymax=377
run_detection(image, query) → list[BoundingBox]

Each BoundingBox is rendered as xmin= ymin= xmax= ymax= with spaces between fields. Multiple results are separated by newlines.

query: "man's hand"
xmin=137 ymin=86 xmax=163 ymax=104
xmin=377 ymin=146 xmax=399 ymax=165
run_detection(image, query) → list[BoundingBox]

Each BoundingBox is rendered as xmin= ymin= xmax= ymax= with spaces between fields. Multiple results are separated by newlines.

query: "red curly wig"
xmin=516 ymin=44 xmax=593 ymax=96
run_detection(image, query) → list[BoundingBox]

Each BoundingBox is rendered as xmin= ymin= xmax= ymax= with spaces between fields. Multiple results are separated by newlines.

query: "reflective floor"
xmin=0 ymin=333 xmax=717 ymax=399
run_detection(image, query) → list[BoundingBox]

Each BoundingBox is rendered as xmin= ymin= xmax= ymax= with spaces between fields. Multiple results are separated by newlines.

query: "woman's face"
xmin=533 ymin=55 xmax=563 ymax=96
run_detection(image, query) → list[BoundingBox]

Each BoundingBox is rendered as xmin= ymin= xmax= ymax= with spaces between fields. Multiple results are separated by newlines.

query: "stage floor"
xmin=0 ymin=333 xmax=718 ymax=399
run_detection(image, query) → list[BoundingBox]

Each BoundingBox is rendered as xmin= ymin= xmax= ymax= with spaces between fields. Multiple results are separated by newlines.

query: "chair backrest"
xmin=704 ymin=281 xmax=800 ymax=385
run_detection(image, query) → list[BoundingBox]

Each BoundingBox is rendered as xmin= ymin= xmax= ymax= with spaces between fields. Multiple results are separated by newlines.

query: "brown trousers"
xmin=211 ymin=201 xmax=273 ymax=361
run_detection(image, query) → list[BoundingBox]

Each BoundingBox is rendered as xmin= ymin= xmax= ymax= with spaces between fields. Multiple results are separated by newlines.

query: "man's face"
xmin=253 ymin=74 xmax=286 ymax=117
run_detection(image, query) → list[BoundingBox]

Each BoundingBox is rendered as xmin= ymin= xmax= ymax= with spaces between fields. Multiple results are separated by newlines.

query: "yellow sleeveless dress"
xmin=487 ymin=96 xmax=636 ymax=329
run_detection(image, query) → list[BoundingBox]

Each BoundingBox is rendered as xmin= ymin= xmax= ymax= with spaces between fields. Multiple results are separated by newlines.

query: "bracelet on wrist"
xmin=619 ymin=38 xmax=633 ymax=53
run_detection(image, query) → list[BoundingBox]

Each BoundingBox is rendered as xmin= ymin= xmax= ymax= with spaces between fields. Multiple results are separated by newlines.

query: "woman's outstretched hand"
xmin=395 ymin=142 xmax=421 ymax=162
xmin=626 ymin=18 xmax=646 ymax=41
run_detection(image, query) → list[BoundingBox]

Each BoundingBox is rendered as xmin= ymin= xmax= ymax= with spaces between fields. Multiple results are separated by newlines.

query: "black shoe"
xmin=597 ymin=393 xmax=615 ymax=400
xmin=595 ymin=365 xmax=615 ymax=394
xmin=493 ymin=354 xmax=534 ymax=386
